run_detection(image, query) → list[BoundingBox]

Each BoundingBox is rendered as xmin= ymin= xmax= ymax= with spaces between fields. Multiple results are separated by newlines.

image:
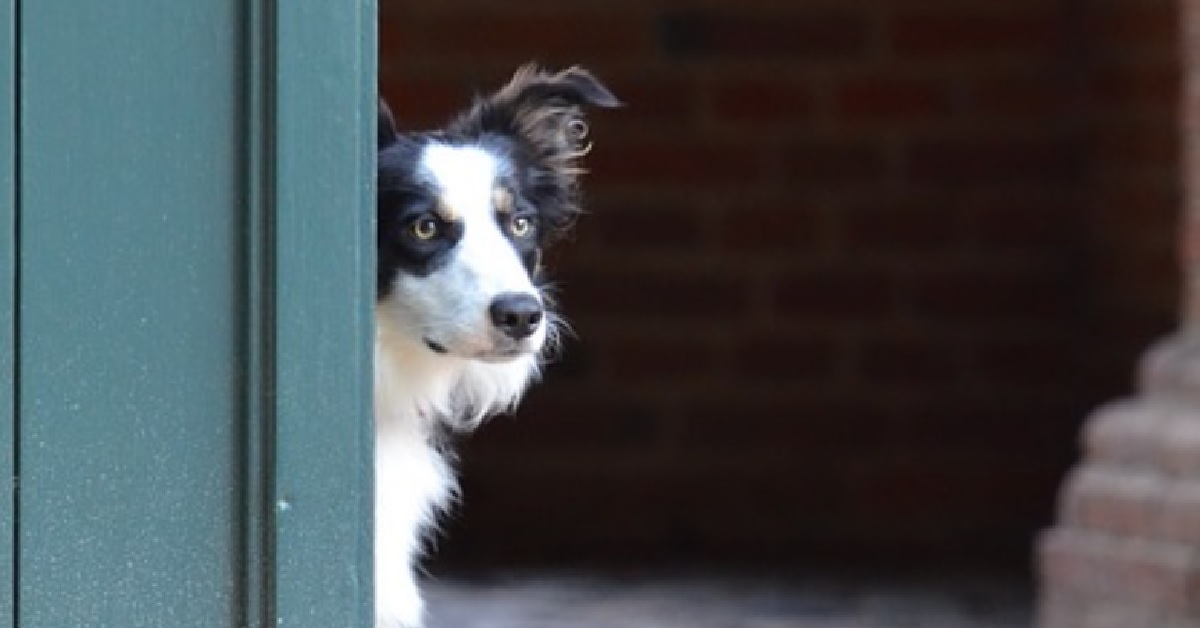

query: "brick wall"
xmin=1078 ymin=0 xmax=1180 ymax=395
xmin=379 ymin=0 xmax=1178 ymax=568
xmin=1036 ymin=0 xmax=1192 ymax=625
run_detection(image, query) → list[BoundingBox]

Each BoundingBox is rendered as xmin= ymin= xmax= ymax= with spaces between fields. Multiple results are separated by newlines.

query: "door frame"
xmin=260 ymin=1 xmax=376 ymax=625
xmin=1 ymin=0 xmax=14 ymax=624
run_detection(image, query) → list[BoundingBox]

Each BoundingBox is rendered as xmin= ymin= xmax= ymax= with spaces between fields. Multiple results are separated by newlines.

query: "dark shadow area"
xmin=379 ymin=0 xmax=1178 ymax=591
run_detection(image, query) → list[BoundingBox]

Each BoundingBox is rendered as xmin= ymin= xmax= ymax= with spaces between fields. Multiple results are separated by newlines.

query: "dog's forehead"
xmin=406 ymin=142 xmax=516 ymax=223
xmin=419 ymin=143 xmax=509 ymax=212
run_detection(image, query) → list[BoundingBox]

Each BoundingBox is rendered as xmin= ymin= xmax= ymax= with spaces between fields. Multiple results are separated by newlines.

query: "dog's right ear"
xmin=379 ymin=99 xmax=399 ymax=149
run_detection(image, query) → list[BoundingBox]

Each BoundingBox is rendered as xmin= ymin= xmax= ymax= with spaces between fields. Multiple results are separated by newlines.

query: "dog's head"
xmin=377 ymin=65 xmax=618 ymax=364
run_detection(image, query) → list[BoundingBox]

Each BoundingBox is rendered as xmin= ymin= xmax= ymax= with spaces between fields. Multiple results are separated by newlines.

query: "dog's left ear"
xmin=493 ymin=65 xmax=620 ymax=112
xmin=450 ymin=65 xmax=620 ymax=164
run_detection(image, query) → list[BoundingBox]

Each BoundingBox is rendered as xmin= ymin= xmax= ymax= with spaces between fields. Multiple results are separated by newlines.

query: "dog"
xmin=374 ymin=65 xmax=618 ymax=628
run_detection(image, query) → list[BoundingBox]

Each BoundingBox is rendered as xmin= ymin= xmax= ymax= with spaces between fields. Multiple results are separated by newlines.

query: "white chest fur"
xmin=373 ymin=329 xmax=537 ymax=627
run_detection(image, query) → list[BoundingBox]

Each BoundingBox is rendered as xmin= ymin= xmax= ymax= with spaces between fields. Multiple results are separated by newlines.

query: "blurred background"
xmin=379 ymin=0 xmax=1177 ymax=578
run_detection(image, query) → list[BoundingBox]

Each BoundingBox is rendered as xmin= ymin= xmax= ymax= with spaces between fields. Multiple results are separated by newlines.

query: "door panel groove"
xmin=237 ymin=0 xmax=278 ymax=626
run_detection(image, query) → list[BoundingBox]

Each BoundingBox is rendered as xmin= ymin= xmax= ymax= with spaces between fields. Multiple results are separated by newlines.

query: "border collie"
xmin=374 ymin=66 xmax=618 ymax=628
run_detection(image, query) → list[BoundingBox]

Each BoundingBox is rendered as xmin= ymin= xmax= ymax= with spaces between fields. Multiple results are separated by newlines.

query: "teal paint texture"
xmin=12 ymin=0 xmax=374 ymax=625
xmin=1 ymin=0 xmax=14 ymax=626
xmin=19 ymin=1 xmax=248 ymax=624
xmin=270 ymin=1 xmax=376 ymax=625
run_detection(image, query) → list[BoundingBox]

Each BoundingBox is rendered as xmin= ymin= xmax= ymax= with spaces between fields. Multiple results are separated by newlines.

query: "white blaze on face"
xmin=383 ymin=142 xmax=545 ymax=360
xmin=422 ymin=144 xmax=497 ymax=221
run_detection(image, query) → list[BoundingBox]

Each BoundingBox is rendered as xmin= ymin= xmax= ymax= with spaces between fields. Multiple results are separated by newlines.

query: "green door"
xmin=1 ymin=0 xmax=14 ymax=624
xmin=7 ymin=1 xmax=375 ymax=626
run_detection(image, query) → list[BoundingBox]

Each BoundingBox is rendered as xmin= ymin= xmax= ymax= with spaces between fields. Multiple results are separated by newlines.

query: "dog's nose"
xmin=489 ymin=293 xmax=543 ymax=340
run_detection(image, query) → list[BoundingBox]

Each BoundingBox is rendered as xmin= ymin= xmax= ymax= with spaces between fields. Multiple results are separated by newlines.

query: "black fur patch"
xmin=377 ymin=66 xmax=619 ymax=300
xmin=376 ymin=124 xmax=460 ymax=294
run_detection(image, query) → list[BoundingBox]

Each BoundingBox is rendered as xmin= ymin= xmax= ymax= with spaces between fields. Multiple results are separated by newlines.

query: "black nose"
xmin=489 ymin=293 xmax=544 ymax=340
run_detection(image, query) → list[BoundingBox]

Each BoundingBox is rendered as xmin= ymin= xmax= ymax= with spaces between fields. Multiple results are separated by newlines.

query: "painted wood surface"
xmin=14 ymin=1 xmax=373 ymax=625
xmin=270 ymin=1 xmax=375 ymax=626
xmin=1 ymin=0 xmax=14 ymax=626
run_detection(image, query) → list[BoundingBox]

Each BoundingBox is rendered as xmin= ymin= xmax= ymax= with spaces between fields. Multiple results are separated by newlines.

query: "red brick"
xmin=1082 ymin=401 xmax=1167 ymax=469
xmin=658 ymin=11 xmax=869 ymax=60
xmin=857 ymin=335 xmax=962 ymax=385
xmin=1138 ymin=338 xmax=1200 ymax=404
xmin=585 ymin=203 xmax=706 ymax=252
xmin=785 ymin=140 xmax=888 ymax=188
xmin=379 ymin=76 xmax=469 ymax=129
xmin=905 ymin=137 xmax=1080 ymax=186
xmin=1089 ymin=183 xmax=1180 ymax=243
xmin=1038 ymin=593 xmax=1164 ymax=628
xmin=604 ymin=75 xmax=699 ymax=126
xmin=898 ymin=397 xmax=1081 ymax=452
xmin=568 ymin=270 xmax=750 ymax=322
xmin=378 ymin=15 xmax=418 ymax=60
xmin=1161 ymin=483 xmax=1200 ymax=545
xmin=973 ymin=76 xmax=1070 ymax=119
xmin=1184 ymin=218 xmax=1200 ymax=268
xmin=773 ymin=268 xmax=894 ymax=320
xmin=718 ymin=203 xmax=822 ymax=253
xmin=668 ymin=465 xmax=851 ymax=534
xmin=1093 ymin=126 xmax=1180 ymax=173
xmin=676 ymin=395 xmax=889 ymax=454
xmin=448 ymin=467 xmax=685 ymax=561
xmin=910 ymin=268 xmax=1073 ymax=321
xmin=891 ymin=10 xmax=1065 ymax=57
xmin=835 ymin=77 xmax=950 ymax=123
xmin=590 ymin=139 xmax=766 ymax=188
xmin=1160 ymin=416 xmax=1200 ymax=479
xmin=1060 ymin=468 xmax=1164 ymax=536
xmin=844 ymin=456 xmax=1057 ymax=522
xmin=843 ymin=201 xmax=961 ymax=253
xmin=470 ymin=391 xmax=658 ymax=452
xmin=710 ymin=79 xmax=813 ymax=124
xmin=601 ymin=335 xmax=719 ymax=382
xmin=975 ymin=335 xmax=1075 ymax=385
xmin=1089 ymin=66 xmax=1181 ymax=112
xmin=1040 ymin=529 xmax=1200 ymax=613
xmin=1086 ymin=4 xmax=1179 ymax=51
xmin=731 ymin=334 xmax=837 ymax=381
xmin=410 ymin=13 xmax=650 ymax=61
xmin=970 ymin=199 xmax=1077 ymax=251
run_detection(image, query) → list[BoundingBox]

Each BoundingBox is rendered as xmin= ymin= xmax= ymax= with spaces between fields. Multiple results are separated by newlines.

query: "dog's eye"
xmin=409 ymin=215 xmax=440 ymax=241
xmin=508 ymin=215 xmax=536 ymax=239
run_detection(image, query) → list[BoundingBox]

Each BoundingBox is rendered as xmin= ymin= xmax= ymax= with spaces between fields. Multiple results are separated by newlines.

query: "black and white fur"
xmin=374 ymin=66 xmax=618 ymax=628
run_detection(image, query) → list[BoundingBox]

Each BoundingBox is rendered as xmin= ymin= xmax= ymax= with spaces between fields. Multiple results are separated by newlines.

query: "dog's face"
xmin=377 ymin=66 xmax=618 ymax=364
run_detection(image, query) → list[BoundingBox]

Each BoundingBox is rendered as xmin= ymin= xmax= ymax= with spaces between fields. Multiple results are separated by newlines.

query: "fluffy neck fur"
xmin=373 ymin=315 xmax=540 ymax=627
xmin=374 ymin=312 xmax=540 ymax=435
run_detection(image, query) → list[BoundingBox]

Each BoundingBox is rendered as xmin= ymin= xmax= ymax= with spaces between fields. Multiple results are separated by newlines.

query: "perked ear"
xmin=491 ymin=64 xmax=621 ymax=112
xmin=378 ymin=98 xmax=399 ymax=149
xmin=447 ymin=65 xmax=619 ymax=241
xmin=448 ymin=64 xmax=620 ymax=164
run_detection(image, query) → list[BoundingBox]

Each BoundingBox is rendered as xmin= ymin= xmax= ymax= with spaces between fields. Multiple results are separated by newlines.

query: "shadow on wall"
xmin=378 ymin=0 xmax=1179 ymax=571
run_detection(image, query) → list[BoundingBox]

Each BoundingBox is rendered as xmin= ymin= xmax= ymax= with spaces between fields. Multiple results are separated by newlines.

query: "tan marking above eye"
xmin=435 ymin=197 xmax=458 ymax=222
xmin=493 ymin=187 xmax=514 ymax=213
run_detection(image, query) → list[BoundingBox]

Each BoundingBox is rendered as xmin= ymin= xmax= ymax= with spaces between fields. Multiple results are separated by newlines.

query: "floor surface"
xmin=424 ymin=571 xmax=1033 ymax=628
